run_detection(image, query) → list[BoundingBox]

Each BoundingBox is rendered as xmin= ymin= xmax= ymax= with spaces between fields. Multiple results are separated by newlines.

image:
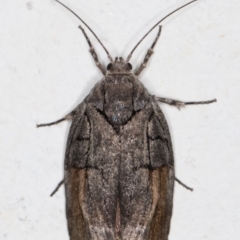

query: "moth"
xmin=37 ymin=0 xmax=216 ymax=239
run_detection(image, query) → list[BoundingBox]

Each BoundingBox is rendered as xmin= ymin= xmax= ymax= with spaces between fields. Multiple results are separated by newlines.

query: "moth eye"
xmin=107 ymin=63 xmax=112 ymax=70
xmin=127 ymin=63 xmax=132 ymax=70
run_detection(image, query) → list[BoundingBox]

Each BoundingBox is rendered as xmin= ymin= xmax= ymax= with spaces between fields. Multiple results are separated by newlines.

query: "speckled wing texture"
xmin=64 ymin=77 xmax=174 ymax=240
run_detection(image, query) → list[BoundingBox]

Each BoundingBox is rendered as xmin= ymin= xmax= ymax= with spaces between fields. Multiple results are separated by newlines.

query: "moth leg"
xmin=175 ymin=177 xmax=193 ymax=191
xmin=135 ymin=25 xmax=162 ymax=76
xmin=50 ymin=179 xmax=64 ymax=197
xmin=154 ymin=96 xmax=217 ymax=110
xmin=36 ymin=110 xmax=75 ymax=128
xmin=78 ymin=25 xmax=106 ymax=76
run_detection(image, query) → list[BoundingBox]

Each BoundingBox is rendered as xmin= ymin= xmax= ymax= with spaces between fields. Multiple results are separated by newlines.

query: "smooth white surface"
xmin=1 ymin=0 xmax=239 ymax=239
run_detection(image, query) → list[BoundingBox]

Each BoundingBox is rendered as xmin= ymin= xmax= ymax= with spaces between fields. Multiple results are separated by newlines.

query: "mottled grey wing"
xmin=64 ymin=101 xmax=89 ymax=240
xmin=147 ymin=98 xmax=175 ymax=240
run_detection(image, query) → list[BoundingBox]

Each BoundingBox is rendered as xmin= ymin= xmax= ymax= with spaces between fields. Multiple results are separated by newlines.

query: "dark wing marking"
xmin=65 ymin=101 xmax=88 ymax=168
xmin=148 ymin=114 xmax=170 ymax=168
xmin=148 ymin=97 xmax=174 ymax=168
xmin=147 ymin=97 xmax=175 ymax=240
xmin=68 ymin=114 xmax=90 ymax=168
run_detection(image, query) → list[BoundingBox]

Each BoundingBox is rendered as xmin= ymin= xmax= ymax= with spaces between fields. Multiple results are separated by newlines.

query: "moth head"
xmin=106 ymin=57 xmax=132 ymax=74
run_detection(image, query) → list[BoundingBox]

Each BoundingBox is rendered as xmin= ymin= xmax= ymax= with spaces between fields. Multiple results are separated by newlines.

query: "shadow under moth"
xmin=37 ymin=0 xmax=216 ymax=239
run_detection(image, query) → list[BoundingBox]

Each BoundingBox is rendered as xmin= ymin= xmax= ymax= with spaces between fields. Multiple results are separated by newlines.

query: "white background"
xmin=1 ymin=0 xmax=239 ymax=239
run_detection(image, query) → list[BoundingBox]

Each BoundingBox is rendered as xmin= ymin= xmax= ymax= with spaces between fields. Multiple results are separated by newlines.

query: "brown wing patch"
xmin=65 ymin=168 xmax=88 ymax=240
xmin=148 ymin=167 xmax=174 ymax=240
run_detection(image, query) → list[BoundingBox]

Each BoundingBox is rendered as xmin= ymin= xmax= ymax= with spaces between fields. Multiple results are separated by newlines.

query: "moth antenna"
xmin=126 ymin=0 xmax=198 ymax=62
xmin=55 ymin=0 xmax=113 ymax=62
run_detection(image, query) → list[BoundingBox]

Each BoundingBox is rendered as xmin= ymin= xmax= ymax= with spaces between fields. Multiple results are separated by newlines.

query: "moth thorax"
xmin=104 ymin=76 xmax=134 ymax=125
